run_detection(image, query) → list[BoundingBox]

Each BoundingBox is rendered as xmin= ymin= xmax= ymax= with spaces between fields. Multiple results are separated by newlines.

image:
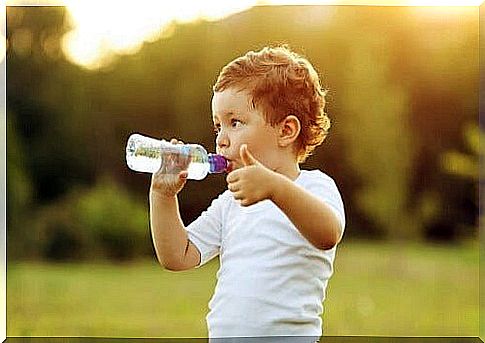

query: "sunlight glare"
xmin=62 ymin=0 xmax=257 ymax=69
xmin=61 ymin=0 xmax=480 ymax=70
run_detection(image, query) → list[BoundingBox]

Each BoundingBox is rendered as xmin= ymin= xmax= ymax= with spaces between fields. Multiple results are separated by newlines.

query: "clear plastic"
xmin=126 ymin=133 xmax=227 ymax=180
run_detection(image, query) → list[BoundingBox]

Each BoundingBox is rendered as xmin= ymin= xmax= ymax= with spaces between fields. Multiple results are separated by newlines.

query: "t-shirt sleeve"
xmin=186 ymin=191 xmax=226 ymax=268
xmin=305 ymin=172 xmax=346 ymax=233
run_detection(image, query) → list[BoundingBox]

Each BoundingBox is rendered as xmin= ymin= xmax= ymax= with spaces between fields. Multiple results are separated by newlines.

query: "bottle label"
xmin=160 ymin=144 xmax=192 ymax=174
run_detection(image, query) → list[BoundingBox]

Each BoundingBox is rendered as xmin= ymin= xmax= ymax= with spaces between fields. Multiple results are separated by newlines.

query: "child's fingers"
xmin=232 ymin=190 xmax=243 ymax=201
xmin=170 ymin=171 xmax=188 ymax=192
xmin=227 ymin=181 xmax=240 ymax=193
xmin=226 ymin=170 xmax=239 ymax=184
xmin=169 ymin=138 xmax=185 ymax=145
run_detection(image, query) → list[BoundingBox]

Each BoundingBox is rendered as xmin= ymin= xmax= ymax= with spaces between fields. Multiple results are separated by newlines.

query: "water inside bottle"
xmin=158 ymin=143 xmax=209 ymax=179
xmin=182 ymin=145 xmax=210 ymax=180
xmin=126 ymin=134 xmax=162 ymax=173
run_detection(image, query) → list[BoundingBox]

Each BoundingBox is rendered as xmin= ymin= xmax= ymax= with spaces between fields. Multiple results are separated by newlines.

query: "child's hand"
xmin=226 ymin=144 xmax=279 ymax=206
xmin=150 ymin=138 xmax=189 ymax=198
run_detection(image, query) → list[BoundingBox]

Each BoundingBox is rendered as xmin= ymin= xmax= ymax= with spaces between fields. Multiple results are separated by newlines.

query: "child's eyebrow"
xmin=221 ymin=111 xmax=235 ymax=117
xmin=213 ymin=111 xmax=236 ymax=121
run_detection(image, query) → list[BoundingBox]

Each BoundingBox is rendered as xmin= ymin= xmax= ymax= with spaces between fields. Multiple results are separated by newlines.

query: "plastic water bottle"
xmin=126 ymin=133 xmax=227 ymax=180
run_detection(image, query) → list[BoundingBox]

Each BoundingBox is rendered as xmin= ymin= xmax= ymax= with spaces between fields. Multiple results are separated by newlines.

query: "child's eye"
xmin=231 ymin=119 xmax=243 ymax=128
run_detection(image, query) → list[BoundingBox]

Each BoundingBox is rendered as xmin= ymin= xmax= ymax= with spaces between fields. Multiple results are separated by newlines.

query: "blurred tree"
xmin=395 ymin=8 xmax=478 ymax=241
xmin=29 ymin=177 xmax=152 ymax=261
xmin=7 ymin=7 xmax=95 ymax=203
xmin=441 ymin=122 xmax=480 ymax=186
xmin=6 ymin=5 xmax=478 ymax=260
xmin=432 ymin=122 xmax=481 ymax=240
xmin=6 ymin=111 xmax=34 ymax=259
xmin=338 ymin=30 xmax=414 ymax=239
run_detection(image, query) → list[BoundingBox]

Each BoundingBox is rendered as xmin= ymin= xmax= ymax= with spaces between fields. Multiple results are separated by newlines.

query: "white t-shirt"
xmin=186 ymin=170 xmax=345 ymax=339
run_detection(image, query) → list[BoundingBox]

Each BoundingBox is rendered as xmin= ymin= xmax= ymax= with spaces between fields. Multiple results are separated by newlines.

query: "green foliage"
xmin=28 ymin=178 xmax=152 ymax=261
xmin=74 ymin=177 xmax=151 ymax=260
xmin=6 ymin=112 xmax=32 ymax=221
xmin=339 ymin=32 xmax=414 ymax=239
xmin=440 ymin=122 xmax=481 ymax=182
xmin=6 ymin=112 xmax=34 ymax=258
xmin=6 ymin=6 xmax=478 ymax=253
xmin=434 ymin=122 xmax=481 ymax=240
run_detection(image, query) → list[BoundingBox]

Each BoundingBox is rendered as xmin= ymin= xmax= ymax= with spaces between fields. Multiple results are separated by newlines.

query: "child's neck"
xmin=273 ymin=162 xmax=300 ymax=181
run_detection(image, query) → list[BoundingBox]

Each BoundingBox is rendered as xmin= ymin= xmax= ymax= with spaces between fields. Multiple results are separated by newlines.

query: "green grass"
xmin=7 ymin=240 xmax=479 ymax=337
xmin=325 ymin=240 xmax=479 ymax=336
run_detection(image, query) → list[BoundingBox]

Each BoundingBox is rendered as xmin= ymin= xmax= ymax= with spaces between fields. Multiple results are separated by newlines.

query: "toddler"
xmin=149 ymin=45 xmax=345 ymax=341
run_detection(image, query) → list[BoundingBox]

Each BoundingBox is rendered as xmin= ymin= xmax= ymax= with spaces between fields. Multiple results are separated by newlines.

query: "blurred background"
xmin=6 ymin=2 xmax=481 ymax=338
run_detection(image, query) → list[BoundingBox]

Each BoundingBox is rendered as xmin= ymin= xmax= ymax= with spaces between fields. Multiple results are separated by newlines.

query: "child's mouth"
xmin=226 ymin=161 xmax=234 ymax=173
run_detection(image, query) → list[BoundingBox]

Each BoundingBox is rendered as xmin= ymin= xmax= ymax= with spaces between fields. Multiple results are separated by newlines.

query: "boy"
xmin=149 ymin=46 xmax=345 ymax=341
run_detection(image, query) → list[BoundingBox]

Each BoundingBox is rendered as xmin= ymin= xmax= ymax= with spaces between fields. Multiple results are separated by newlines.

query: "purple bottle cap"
xmin=208 ymin=154 xmax=228 ymax=174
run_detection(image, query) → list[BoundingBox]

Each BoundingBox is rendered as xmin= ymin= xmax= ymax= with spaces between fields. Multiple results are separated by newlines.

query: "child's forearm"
xmin=149 ymin=190 xmax=200 ymax=270
xmin=270 ymin=175 xmax=343 ymax=250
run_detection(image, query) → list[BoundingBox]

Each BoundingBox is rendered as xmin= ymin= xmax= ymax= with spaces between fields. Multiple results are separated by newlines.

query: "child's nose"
xmin=216 ymin=130 xmax=229 ymax=149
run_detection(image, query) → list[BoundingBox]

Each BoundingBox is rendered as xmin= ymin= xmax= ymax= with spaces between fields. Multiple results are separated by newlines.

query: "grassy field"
xmin=8 ymin=240 xmax=479 ymax=337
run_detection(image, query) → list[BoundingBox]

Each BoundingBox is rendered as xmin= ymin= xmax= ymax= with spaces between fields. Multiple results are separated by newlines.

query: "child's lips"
xmin=224 ymin=159 xmax=235 ymax=173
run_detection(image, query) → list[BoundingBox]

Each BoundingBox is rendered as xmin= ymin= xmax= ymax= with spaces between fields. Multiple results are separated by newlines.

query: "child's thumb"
xmin=240 ymin=144 xmax=258 ymax=166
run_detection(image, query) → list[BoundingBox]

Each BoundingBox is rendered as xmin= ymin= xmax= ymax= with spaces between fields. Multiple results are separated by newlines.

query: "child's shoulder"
xmin=299 ymin=169 xmax=338 ymax=185
xmin=299 ymin=170 xmax=345 ymax=215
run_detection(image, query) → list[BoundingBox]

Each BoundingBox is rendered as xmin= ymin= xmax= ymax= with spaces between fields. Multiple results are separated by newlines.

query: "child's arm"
xmin=268 ymin=175 xmax=342 ymax=250
xmin=227 ymin=145 xmax=343 ymax=250
xmin=149 ymin=140 xmax=201 ymax=271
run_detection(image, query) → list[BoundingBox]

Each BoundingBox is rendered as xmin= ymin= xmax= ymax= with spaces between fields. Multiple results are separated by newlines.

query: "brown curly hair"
xmin=213 ymin=45 xmax=330 ymax=163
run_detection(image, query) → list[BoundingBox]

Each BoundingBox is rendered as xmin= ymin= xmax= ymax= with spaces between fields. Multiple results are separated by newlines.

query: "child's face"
xmin=212 ymin=88 xmax=282 ymax=172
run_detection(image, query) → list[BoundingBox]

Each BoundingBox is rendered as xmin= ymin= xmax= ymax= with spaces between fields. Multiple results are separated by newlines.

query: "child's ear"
xmin=278 ymin=115 xmax=301 ymax=147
